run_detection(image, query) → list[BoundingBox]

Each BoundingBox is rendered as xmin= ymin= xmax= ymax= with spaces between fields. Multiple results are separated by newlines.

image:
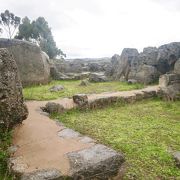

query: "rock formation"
xmin=174 ymin=58 xmax=180 ymax=74
xmin=159 ymin=73 xmax=180 ymax=101
xmin=108 ymin=42 xmax=180 ymax=84
xmin=50 ymin=57 xmax=111 ymax=80
xmin=0 ymin=38 xmax=50 ymax=86
xmin=0 ymin=48 xmax=28 ymax=130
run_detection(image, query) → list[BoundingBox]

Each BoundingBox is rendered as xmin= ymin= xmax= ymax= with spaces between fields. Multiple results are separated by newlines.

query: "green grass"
xmin=52 ymin=99 xmax=180 ymax=179
xmin=23 ymin=80 xmax=144 ymax=101
xmin=0 ymin=129 xmax=12 ymax=180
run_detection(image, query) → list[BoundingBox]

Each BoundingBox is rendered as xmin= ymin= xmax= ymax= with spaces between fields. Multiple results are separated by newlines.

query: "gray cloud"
xmin=151 ymin=0 xmax=180 ymax=11
xmin=1 ymin=0 xmax=180 ymax=58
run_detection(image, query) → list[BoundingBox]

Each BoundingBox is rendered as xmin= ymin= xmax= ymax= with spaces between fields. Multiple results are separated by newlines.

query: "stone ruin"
xmin=106 ymin=42 xmax=180 ymax=84
xmin=0 ymin=48 xmax=28 ymax=130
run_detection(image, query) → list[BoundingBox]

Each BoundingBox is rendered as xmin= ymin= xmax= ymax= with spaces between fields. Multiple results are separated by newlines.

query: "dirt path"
xmin=12 ymin=101 xmax=93 ymax=175
xmin=10 ymin=85 xmax=159 ymax=178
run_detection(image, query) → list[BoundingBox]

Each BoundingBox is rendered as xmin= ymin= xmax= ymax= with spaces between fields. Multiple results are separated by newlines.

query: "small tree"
xmin=0 ymin=10 xmax=21 ymax=39
xmin=16 ymin=16 xmax=66 ymax=59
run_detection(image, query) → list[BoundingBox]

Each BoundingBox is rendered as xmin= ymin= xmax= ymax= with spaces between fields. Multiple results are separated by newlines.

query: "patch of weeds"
xmin=52 ymin=99 xmax=180 ymax=179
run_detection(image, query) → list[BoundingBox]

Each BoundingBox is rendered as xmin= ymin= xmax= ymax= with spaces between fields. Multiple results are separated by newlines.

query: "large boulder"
xmin=131 ymin=65 xmax=159 ymax=84
xmin=174 ymin=58 xmax=180 ymax=74
xmin=159 ymin=73 xmax=180 ymax=101
xmin=108 ymin=42 xmax=180 ymax=84
xmin=157 ymin=42 xmax=180 ymax=74
xmin=113 ymin=48 xmax=139 ymax=81
xmin=105 ymin=54 xmax=119 ymax=77
xmin=89 ymin=73 xmax=108 ymax=82
xmin=0 ymin=48 xmax=28 ymax=130
xmin=0 ymin=38 xmax=50 ymax=86
xmin=138 ymin=47 xmax=158 ymax=66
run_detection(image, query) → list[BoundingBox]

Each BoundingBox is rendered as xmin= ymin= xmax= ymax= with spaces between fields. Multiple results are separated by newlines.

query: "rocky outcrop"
xmin=108 ymin=42 xmax=180 ymax=84
xmin=113 ymin=48 xmax=139 ymax=81
xmin=174 ymin=58 xmax=180 ymax=74
xmin=0 ymin=38 xmax=50 ymax=86
xmin=89 ymin=73 xmax=108 ymax=82
xmin=50 ymin=58 xmax=111 ymax=80
xmin=0 ymin=48 xmax=28 ymax=130
xmin=159 ymin=73 xmax=180 ymax=101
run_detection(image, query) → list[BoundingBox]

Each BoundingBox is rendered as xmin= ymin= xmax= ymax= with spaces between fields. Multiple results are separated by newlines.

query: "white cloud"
xmin=0 ymin=0 xmax=180 ymax=58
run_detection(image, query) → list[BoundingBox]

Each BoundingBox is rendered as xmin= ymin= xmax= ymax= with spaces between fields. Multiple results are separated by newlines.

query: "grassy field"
xmin=23 ymin=80 xmax=144 ymax=100
xmin=52 ymin=98 xmax=180 ymax=179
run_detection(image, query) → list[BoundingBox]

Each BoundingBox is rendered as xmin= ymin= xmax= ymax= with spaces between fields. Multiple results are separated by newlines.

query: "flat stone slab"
xmin=67 ymin=144 xmax=125 ymax=179
xmin=79 ymin=136 xmax=96 ymax=144
xmin=21 ymin=169 xmax=63 ymax=180
xmin=58 ymin=128 xmax=81 ymax=139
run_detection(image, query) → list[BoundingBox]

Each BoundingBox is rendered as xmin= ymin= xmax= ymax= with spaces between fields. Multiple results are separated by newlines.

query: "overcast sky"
xmin=1 ymin=0 xmax=180 ymax=58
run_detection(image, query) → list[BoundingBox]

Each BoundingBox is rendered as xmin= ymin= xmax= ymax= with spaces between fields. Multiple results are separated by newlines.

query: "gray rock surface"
xmin=67 ymin=144 xmax=125 ymax=179
xmin=0 ymin=38 xmax=50 ymax=86
xmin=73 ymin=94 xmax=88 ymax=106
xmin=132 ymin=65 xmax=159 ymax=84
xmin=159 ymin=74 xmax=180 ymax=101
xmin=79 ymin=136 xmax=96 ymax=144
xmin=108 ymin=42 xmax=180 ymax=84
xmin=50 ymin=58 xmax=111 ymax=75
xmin=174 ymin=58 xmax=180 ymax=74
xmin=44 ymin=102 xmax=64 ymax=114
xmin=50 ymin=66 xmax=70 ymax=80
xmin=172 ymin=151 xmax=180 ymax=168
xmin=89 ymin=73 xmax=108 ymax=82
xmin=49 ymin=85 xmax=64 ymax=92
xmin=159 ymin=74 xmax=180 ymax=87
xmin=0 ymin=48 xmax=28 ymax=129
xmin=113 ymin=48 xmax=139 ymax=81
xmin=21 ymin=169 xmax=63 ymax=180
xmin=58 ymin=128 xmax=81 ymax=139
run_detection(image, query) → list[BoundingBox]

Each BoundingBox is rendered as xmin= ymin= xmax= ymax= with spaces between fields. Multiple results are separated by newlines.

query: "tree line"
xmin=0 ymin=10 xmax=65 ymax=59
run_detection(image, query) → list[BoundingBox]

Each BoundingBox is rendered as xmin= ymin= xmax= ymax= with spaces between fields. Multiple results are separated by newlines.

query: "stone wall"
xmin=0 ymin=48 xmax=28 ymax=130
xmin=0 ymin=38 xmax=50 ymax=86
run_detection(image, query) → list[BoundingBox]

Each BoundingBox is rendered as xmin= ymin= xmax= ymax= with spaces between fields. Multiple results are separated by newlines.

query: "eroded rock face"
xmin=157 ymin=42 xmax=180 ymax=73
xmin=0 ymin=38 xmax=50 ymax=86
xmin=174 ymin=58 xmax=180 ymax=74
xmin=89 ymin=73 xmax=108 ymax=82
xmin=73 ymin=94 xmax=88 ymax=106
xmin=159 ymin=73 xmax=180 ymax=101
xmin=0 ymin=48 xmax=28 ymax=129
xmin=114 ymin=48 xmax=139 ymax=81
xmin=108 ymin=42 xmax=180 ymax=84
